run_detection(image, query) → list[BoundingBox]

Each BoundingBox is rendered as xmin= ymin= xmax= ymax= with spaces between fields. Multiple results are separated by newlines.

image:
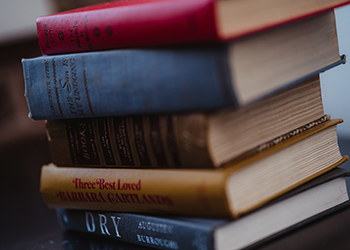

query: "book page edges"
xmin=215 ymin=0 xmax=350 ymax=40
xmin=229 ymin=155 xmax=349 ymax=218
xmin=222 ymin=119 xmax=343 ymax=172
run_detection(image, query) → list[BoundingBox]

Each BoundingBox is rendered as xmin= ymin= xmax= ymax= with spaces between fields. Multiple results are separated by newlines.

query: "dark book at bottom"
xmin=56 ymin=168 xmax=350 ymax=250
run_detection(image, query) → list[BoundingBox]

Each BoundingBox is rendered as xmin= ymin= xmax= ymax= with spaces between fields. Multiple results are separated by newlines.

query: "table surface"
xmin=1 ymin=135 xmax=350 ymax=250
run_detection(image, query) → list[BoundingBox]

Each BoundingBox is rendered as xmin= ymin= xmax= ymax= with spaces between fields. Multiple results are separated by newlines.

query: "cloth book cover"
xmin=36 ymin=0 xmax=350 ymax=55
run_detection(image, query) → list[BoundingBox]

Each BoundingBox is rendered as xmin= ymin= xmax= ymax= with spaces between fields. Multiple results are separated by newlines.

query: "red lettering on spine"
xmin=85 ymin=192 xmax=93 ymax=202
xmin=118 ymin=179 xmax=141 ymax=190
xmin=56 ymin=191 xmax=68 ymax=201
xmin=71 ymin=192 xmax=79 ymax=201
xmin=55 ymin=191 xmax=172 ymax=206
xmin=78 ymin=192 xmax=87 ymax=202
xmin=120 ymin=193 xmax=131 ymax=203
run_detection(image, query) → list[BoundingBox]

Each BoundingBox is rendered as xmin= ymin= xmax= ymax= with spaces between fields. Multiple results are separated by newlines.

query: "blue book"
xmin=23 ymin=12 xmax=343 ymax=120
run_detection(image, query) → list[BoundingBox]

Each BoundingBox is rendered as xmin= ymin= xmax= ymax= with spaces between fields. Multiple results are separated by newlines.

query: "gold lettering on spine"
xmin=44 ymin=60 xmax=58 ymax=118
xmin=52 ymin=57 xmax=65 ymax=118
xmin=82 ymin=55 xmax=95 ymax=116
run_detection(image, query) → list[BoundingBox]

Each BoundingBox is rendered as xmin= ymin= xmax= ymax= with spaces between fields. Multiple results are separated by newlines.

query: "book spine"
xmin=57 ymin=209 xmax=215 ymax=250
xmin=46 ymin=114 xmax=214 ymax=168
xmin=23 ymin=47 xmax=235 ymax=120
xmin=45 ymin=113 xmax=331 ymax=169
xmin=36 ymin=0 xmax=350 ymax=55
xmin=37 ymin=0 xmax=218 ymax=55
xmin=40 ymin=164 xmax=231 ymax=217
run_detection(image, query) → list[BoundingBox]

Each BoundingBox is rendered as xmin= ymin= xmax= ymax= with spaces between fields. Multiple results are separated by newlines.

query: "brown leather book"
xmin=46 ymin=75 xmax=328 ymax=169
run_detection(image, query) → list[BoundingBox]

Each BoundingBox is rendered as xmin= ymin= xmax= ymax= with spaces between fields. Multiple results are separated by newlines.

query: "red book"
xmin=37 ymin=0 xmax=350 ymax=55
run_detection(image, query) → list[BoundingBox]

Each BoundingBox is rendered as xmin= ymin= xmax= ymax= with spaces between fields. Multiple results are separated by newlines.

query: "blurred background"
xmin=320 ymin=4 xmax=350 ymax=139
xmin=0 ymin=0 xmax=113 ymax=149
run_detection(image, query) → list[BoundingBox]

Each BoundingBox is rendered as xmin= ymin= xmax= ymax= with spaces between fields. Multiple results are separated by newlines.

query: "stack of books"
xmin=22 ymin=0 xmax=350 ymax=249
